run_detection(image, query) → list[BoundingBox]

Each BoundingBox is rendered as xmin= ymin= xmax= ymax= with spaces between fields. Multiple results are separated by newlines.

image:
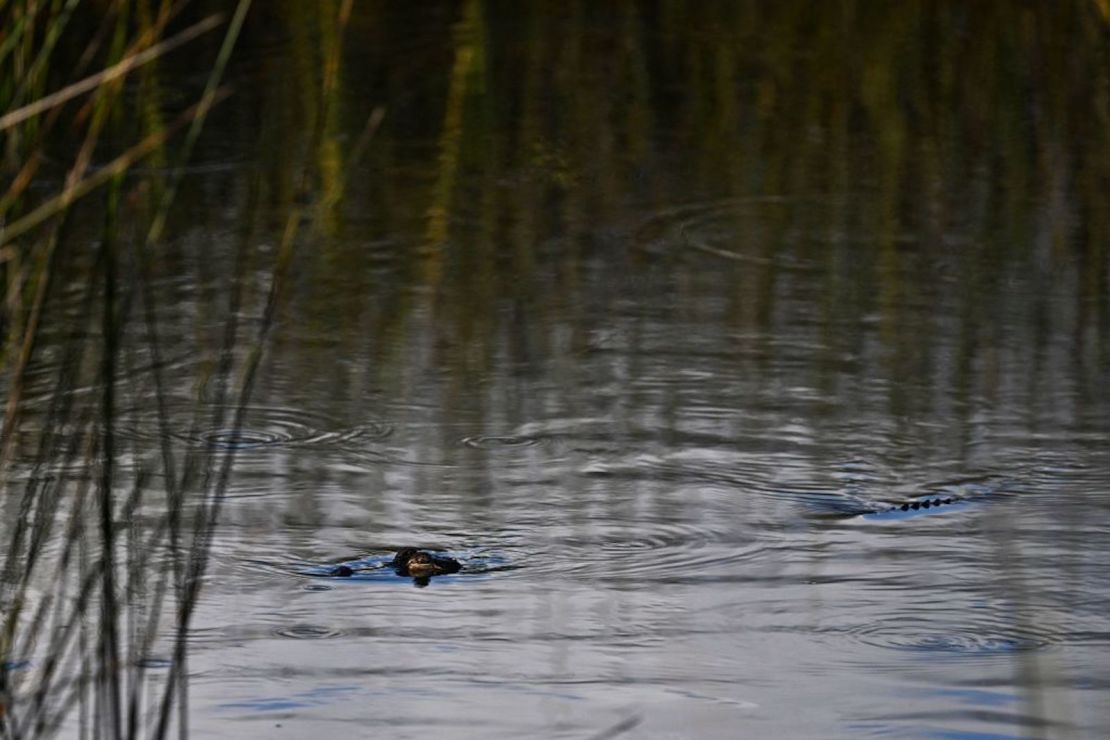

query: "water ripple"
xmin=461 ymin=434 xmax=539 ymax=450
xmin=845 ymin=622 xmax=1055 ymax=656
xmin=810 ymin=603 xmax=1068 ymax=660
xmin=275 ymin=623 xmax=346 ymax=640
xmin=115 ymin=399 xmax=392 ymax=452
xmin=539 ymin=520 xmax=774 ymax=583
xmin=634 ymin=196 xmax=824 ymax=271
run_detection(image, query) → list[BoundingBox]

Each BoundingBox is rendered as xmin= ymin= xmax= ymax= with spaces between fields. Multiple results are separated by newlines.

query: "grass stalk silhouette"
xmin=0 ymin=2 xmax=256 ymax=737
xmin=1 ymin=0 xmax=368 ymax=734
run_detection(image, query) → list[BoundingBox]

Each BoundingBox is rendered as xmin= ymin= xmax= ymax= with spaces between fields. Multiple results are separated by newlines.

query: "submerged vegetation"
xmin=1 ymin=1 xmax=1108 ymax=737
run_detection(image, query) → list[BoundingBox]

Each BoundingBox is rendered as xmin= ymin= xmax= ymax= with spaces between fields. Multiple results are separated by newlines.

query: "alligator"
xmin=807 ymin=477 xmax=1010 ymax=521
xmin=852 ymin=495 xmax=967 ymax=520
xmin=330 ymin=548 xmax=462 ymax=587
xmin=390 ymin=548 xmax=462 ymax=578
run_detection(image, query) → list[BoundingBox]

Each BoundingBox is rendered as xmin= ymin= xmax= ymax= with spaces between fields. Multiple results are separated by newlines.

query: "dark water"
xmin=5 ymin=2 xmax=1110 ymax=738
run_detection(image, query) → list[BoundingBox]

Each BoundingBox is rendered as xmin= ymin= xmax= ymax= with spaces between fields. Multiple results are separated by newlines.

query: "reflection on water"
xmin=3 ymin=1 xmax=1110 ymax=738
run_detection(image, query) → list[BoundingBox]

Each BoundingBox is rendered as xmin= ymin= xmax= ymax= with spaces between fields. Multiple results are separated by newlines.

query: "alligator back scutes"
xmin=882 ymin=496 xmax=959 ymax=513
xmin=801 ymin=475 xmax=1010 ymax=521
xmin=858 ymin=494 xmax=976 ymax=521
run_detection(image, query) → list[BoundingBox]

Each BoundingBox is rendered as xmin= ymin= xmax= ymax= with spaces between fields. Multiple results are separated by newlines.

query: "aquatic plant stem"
xmin=0 ymin=88 xmax=232 ymax=249
xmin=144 ymin=1 xmax=254 ymax=737
xmin=0 ymin=14 xmax=224 ymax=134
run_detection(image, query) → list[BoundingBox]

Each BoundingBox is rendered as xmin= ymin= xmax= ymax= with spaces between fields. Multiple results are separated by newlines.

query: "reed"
xmin=1 ymin=0 xmax=370 ymax=732
xmin=0 ymin=1 xmax=258 ymax=737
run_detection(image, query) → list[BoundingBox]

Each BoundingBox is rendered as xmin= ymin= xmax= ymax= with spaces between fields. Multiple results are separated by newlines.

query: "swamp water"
xmin=3 ymin=3 xmax=1110 ymax=738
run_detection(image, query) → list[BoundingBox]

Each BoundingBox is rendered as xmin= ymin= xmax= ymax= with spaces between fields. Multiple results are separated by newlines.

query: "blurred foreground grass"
xmin=0 ymin=1 xmax=353 ymax=737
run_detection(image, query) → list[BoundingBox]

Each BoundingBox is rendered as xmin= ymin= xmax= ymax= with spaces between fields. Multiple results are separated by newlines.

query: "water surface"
xmin=4 ymin=2 xmax=1110 ymax=738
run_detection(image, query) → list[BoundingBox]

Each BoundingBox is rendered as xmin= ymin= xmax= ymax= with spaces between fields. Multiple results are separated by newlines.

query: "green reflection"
xmin=230 ymin=0 xmax=1110 ymax=436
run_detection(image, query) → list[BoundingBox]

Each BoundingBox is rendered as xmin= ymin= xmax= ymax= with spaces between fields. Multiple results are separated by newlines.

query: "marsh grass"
xmin=0 ymin=1 xmax=294 ymax=737
xmin=1 ymin=0 xmax=369 ymax=732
